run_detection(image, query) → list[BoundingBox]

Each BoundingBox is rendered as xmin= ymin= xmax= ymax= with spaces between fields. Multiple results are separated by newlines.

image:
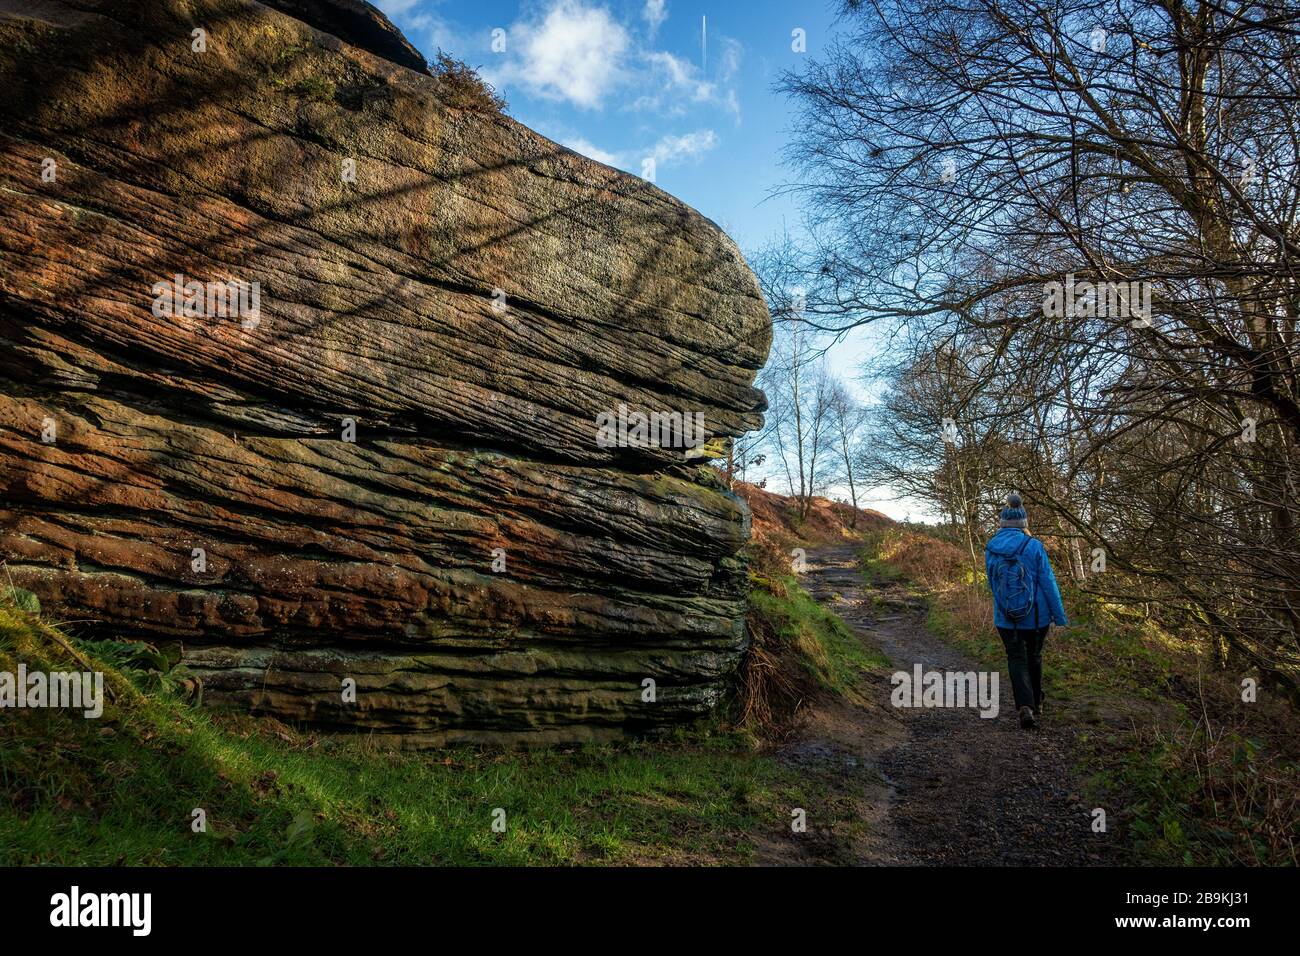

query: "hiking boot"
xmin=1018 ymin=705 xmax=1036 ymax=729
xmin=1034 ymin=695 xmax=1045 ymax=716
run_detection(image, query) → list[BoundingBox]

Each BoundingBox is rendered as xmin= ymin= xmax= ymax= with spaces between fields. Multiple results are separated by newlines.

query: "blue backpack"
xmin=988 ymin=536 xmax=1037 ymax=627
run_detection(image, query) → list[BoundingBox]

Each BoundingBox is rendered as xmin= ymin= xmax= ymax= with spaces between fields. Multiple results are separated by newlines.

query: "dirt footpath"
xmin=763 ymin=543 xmax=1121 ymax=866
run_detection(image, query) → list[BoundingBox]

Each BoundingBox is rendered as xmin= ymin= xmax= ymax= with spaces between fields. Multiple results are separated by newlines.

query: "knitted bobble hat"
xmin=1000 ymin=493 xmax=1028 ymax=529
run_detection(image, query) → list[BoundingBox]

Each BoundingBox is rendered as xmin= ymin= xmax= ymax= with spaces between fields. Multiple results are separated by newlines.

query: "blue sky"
xmin=374 ymin=0 xmax=838 ymax=252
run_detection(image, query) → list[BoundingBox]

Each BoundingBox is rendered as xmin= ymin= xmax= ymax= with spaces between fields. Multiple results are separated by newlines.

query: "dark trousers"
xmin=997 ymin=625 xmax=1049 ymax=712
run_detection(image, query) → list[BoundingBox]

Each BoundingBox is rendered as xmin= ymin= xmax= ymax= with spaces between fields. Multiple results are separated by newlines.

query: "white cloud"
xmin=643 ymin=0 xmax=668 ymax=35
xmin=479 ymin=0 xmax=740 ymax=122
xmin=640 ymin=46 xmax=741 ymax=117
xmin=490 ymin=0 xmax=629 ymax=109
xmin=563 ymin=136 xmax=624 ymax=167
xmin=410 ymin=14 xmax=458 ymax=52
xmin=648 ymin=129 xmax=718 ymax=166
xmin=550 ymin=128 xmax=718 ymax=175
xmin=373 ymin=0 xmax=423 ymax=16
xmin=372 ymin=1 xmax=457 ymax=61
xmin=647 ymin=50 xmax=695 ymax=89
xmin=716 ymin=36 xmax=742 ymax=83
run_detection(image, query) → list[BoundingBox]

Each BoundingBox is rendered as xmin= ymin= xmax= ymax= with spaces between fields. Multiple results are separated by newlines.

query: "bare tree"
xmin=858 ymin=342 xmax=1008 ymax=562
xmin=780 ymin=0 xmax=1300 ymax=695
xmin=750 ymin=238 xmax=841 ymax=519
xmin=762 ymin=322 xmax=834 ymax=519
xmin=826 ymin=379 xmax=869 ymax=526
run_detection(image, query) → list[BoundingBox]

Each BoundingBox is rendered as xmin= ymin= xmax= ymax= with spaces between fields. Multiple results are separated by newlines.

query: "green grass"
xmin=0 ymin=574 xmax=865 ymax=866
xmin=857 ymin=550 xmax=904 ymax=585
xmin=748 ymin=574 xmax=889 ymax=700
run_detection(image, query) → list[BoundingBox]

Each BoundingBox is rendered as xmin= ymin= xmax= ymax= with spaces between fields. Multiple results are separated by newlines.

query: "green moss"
xmin=1 ymin=586 xmax=39 ymax=615
xmin=289 ymin=76 xmax=336 ymax=102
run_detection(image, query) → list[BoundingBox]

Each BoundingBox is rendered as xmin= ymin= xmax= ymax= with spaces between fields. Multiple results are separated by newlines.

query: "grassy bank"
xmin=0 ymin=569 xmax=866 ymax=866
xmin=859 ymin=526 xmax=1300 ymax=866
xmin=747 ymin=573 xmax=888 ymax=709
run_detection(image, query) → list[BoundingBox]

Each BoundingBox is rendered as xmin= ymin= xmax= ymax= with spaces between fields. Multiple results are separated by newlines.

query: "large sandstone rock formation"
xmin=0 ymin=0 xmax=771 ymax=744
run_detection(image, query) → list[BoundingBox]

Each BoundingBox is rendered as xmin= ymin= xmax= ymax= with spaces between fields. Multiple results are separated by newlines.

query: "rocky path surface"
xmin=774 ymin=543 xmax=1119 ymax=866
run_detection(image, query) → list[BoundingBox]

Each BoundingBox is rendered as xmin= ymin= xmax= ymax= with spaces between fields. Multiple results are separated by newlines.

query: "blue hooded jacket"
xmin=984 ymin=528 xmax=1069 ymax=629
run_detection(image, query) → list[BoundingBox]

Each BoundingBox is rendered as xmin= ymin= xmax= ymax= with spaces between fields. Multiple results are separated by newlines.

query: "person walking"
xmin=984 ymin=494 xmax=1068 ymax=729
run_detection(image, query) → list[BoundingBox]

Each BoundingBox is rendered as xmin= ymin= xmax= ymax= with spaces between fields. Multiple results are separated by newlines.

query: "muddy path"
xmin=767 ymin=543 xmax=1121 ymax=866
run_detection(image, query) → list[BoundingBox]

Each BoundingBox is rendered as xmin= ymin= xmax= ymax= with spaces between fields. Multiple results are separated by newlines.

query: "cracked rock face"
xmin=0 ymin=0 xmax=771 ymax=745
